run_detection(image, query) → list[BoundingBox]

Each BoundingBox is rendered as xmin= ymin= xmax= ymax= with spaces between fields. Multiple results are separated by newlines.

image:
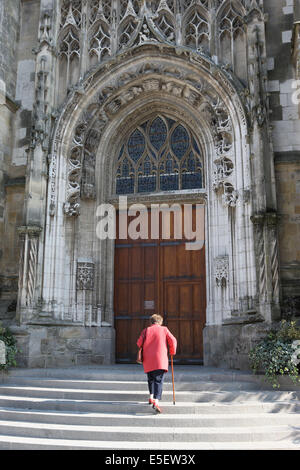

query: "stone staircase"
xmin=0 ymin=365 xmax=299 ymax=450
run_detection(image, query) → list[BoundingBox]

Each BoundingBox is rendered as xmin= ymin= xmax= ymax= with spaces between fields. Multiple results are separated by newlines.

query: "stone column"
xmin=251 ymin=212 xmax=281 ymax=322
xmin=246 ymin=3 xmax=281 ymax=322
xmin=265 ymin=212 xmax=281 ymax=315
xmin=17 ymin=0 xmax=58 ymax=323
xmin=16 ymin=226 xmax=42 ymax=324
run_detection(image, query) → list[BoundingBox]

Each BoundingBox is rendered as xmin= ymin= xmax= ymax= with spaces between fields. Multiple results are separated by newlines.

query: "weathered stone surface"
xmin=13 ymin=325 xmax=115 ymax=368
xmin=0 ymin=340 xmax=6 ymax=365
xmin=203 ymin=323 xmax=271 ymax=371
xmin=0 ymin=0 xmax=300 ymax=370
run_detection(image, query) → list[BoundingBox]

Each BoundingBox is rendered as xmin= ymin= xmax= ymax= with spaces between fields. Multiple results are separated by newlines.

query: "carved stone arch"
xmin=44 ymin=43 xmax=254 ymax=329
xmin=119 ymin=0 xmax=140 ymax=20
xmin=91 ymin=93 xmax=215 ymax=328
xmin=216 ymin=0 xmax=247 ymax=19
xmin=49 ymin=44 xmax=250 ymax=216
xmin=181 ymin=1 xmax=209 ymax=15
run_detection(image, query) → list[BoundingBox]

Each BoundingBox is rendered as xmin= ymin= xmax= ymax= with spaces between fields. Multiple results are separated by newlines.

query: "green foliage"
xmin=249 ymin=320 xmax=300 ymax=389
xmin=0 ymin=323 xmax=18 ymax=370
xmin=276 ymin=320 xmax=300 ymax=341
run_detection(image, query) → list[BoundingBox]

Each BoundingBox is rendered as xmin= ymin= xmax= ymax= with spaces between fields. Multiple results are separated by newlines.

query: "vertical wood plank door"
xmin=114 ymin=206 xmax=206 ymax=364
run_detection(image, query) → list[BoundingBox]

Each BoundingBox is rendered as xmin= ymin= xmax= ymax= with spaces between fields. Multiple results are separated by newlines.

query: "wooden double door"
xmin=114 ymin=206 xmax=206 ymax=364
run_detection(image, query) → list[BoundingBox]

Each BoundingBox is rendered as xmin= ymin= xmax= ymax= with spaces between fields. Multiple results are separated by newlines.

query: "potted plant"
xmin=249 ymin=320 xmax=300 ymax=389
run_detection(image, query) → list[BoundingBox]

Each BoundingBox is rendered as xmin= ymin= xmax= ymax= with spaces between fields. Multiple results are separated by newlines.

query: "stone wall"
xmin=203 ymin=322 xmax=271 ymax=370
xmin=0 ymin=0 xmax=21 ymax=321
xmin=11 ymin=325 xmax=115 ymax=368
xmin=0 ymin=1 xmax=41 ymax=323
xmin=0 ymin=0 xmax=20 ymax=98
xmin=13 ymin=0 xmax=40 ymax=167
xmin=265 ymin=0 xmax=300 ymax=317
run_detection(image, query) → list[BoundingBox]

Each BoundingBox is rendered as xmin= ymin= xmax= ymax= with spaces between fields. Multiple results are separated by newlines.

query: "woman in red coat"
xmin=137 ymin=314 xmax=177 ymax=413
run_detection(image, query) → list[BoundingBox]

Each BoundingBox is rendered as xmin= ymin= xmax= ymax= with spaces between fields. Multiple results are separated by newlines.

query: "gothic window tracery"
xmin=219 ymin=3 xmax=244 ymax=39
xmin=121 ymin=0 xmax=140 ymax=17
xmin=89 ymin=22 xmax=111 ymax=62
xmin=218 ymin=2 xmax=247 ymax=81
xmin=119 ymin=19 xmax=139 ymax=49
xmin=60 ymin=0 xmax=82 ymax=29
xmin=184 ymin=8 xmax=210 ymax=52
xmin=182 ymin=0 xmax=209 ymax=12
xmin=88 ymin=1 xmax=111 ymax=65
xmin=58 ymin=29 xmax=80 ymax=90
xmin=154 ymin=13 xmax=175 ymax=42
xmin=89 ymin=0 xmax=112 ymax=25
xmin=115 ymin=115 xmax=204 ymax=195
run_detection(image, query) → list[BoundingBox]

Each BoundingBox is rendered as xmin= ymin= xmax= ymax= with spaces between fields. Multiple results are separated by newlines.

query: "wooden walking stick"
xmin=171 ymin=355 xmax=175 ymax=405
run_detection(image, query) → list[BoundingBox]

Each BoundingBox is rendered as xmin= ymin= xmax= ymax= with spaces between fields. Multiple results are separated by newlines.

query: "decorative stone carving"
xmin=212 ymin=157 xmax=234 ymax=191
xmin=81 ymin=150 xmax=96 ymax=199
xmin=48 ymin=153 xmax=57 ymax=216
xmin=222 ymin=183 xmax=238 ymax=208
xmin=249 ymin=26 xmax=268 ymax=127
xmin=17 ymin=226 xmax=43 ymax=310
xmin=250 ymin=212 xmax=281 ymax=311
xmin=251 ymin=214 xmax=267 ymax=301
xmin=265 ymin=213 xmax=280 ymax=302
xmin=30 ymin=65 xmax=49 ymax=150
xmin=215 ymin=255 xmax=229 ymax=287
xmin=58 ymin=43 xmax=248 ymax=216
xmin=89 ymin=22 xmax=111 ymax=61
xmin=138 ymin=21 xmax=159 ymax=44
xmin=76 ymin=262 xmax=95 ymax=290
xmin=38 ymin=10 xmax=53 ymax=49
xmin=54 ymin=0 xmax=256 ymax=87
xmin=184 ymin=7 xmax=210 ymax=52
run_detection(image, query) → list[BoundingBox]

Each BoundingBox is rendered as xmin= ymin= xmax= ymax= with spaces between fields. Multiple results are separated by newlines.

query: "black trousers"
xmin=147 ymin=369 xmax=165 ymax=400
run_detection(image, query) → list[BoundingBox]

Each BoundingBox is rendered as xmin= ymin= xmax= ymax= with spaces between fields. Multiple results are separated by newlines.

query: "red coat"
xmin=137 ymin=324 xmax=177 ymax=373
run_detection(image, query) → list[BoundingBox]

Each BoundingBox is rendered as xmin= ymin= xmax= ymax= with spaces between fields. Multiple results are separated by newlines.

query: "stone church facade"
xmin=0 ymin=0 xmax=299 ymax=369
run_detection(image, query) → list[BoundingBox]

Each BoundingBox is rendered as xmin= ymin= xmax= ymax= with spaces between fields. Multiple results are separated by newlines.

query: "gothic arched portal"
xmin=38 ymin=42 xmax=261 ymax=366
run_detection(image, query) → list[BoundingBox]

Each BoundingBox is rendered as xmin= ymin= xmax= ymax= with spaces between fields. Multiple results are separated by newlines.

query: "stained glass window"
xmin=115 ymin=115 xmax=204 ymax=194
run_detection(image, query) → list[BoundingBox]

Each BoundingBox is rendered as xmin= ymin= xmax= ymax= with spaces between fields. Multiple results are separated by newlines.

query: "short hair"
xmin=150 ymin=314 xmax=163 ymax=325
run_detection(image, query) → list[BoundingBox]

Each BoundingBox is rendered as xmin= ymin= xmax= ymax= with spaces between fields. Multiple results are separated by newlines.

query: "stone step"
xmin=0 ymin=385 xmax=299 ymax=403
xmin=0 ymin=420 xmax=299 ymax=443
xmin=0 ymin=435 xmax=298 ymax=451
xmin=1 ymin=377 xmax=262 ymax=392
xmin=0 ymin=366 xmax=299 ymax=450
xmin=0 ymin=408 xmax=299 ymax=428
xmin=3 ymin=366 xmax=299 ymax=391
xmin=0 ymin=396 xmax=299 ymax=414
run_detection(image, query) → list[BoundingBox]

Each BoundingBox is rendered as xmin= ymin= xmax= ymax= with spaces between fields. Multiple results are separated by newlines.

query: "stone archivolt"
xmin=51 ymin=44 xmax=249 ymax=217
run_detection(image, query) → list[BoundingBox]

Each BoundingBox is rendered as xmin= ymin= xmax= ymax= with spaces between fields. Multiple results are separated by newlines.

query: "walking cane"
xmin=171 ymin=355 xmax=175 ymax=405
